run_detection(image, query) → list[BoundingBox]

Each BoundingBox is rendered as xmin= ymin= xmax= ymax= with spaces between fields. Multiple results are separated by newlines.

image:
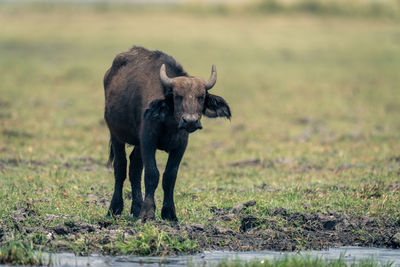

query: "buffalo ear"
xmin=203 ymin=94 xmax=231 ymax=119
xmin=144 ymin=99 xmax=171 ymax=122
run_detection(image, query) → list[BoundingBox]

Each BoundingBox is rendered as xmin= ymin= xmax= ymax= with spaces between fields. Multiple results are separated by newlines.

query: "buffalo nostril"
xmin=182 ymin=117 xmax=188 ymax=123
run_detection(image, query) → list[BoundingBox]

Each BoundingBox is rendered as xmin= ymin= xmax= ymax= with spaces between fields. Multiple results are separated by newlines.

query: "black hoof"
xmin=138 ymin=198 xmax=156 ymax=222
xmin=161 ymin=206 xmax=178 ymax=222
xmin=138 ymin=209 xmax=155 ymax=222
xmin=131 ymin=200 xmax=142 ymax=218
xmin=107 ymin=200 xmax=123 ymax=217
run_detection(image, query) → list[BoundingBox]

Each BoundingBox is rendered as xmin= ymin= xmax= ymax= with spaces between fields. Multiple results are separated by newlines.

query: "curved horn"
xmin=160 ymin=64 xmax=174 ymax=87
xmin=205 ymin=65 xmax=217 ymax=90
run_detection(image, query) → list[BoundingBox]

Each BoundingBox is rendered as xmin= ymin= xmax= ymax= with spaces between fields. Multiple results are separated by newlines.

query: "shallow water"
xmin=4 ymin=247 xmax=400 ymax=266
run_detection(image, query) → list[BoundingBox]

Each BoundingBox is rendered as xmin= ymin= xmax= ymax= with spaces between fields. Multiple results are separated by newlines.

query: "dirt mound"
xmin=1 ymin=202 xmax=399 ymax=256
xmin=184 ymin=204 xmax=400 ymax=252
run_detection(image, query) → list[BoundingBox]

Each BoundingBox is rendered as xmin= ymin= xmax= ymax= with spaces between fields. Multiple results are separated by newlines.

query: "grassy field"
xmin=216 ymin=256 xmax=394 ymax=267
xmin=0 ymin=2 xmax=400 ymax=261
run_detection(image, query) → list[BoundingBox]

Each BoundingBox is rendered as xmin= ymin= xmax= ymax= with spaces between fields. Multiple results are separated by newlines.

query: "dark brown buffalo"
xmin=104 ymin=46 xmax=231 ymax=221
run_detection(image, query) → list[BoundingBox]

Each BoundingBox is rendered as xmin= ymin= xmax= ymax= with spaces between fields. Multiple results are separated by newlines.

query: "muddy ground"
xmin=1 ymin=200 xmax=399 ymax=256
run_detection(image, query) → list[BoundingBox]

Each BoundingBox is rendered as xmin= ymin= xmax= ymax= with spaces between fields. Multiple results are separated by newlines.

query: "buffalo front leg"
xmin=161 ymin=141 xmax=187 ymax=222
xmin=108 ymin=138 xmax=127 ymax=216
xmin=139 ymin=135 xmax=159 ymax=221
xmin=129 ymin=146 xmax=143 ymax=217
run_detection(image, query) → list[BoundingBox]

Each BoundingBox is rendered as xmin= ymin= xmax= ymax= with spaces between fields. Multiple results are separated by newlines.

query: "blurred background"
xmin=1 ymin=0 xmax=400 ymax=218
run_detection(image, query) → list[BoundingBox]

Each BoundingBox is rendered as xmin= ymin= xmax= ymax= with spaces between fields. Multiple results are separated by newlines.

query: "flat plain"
xmin=0 ymin=3 xmax=399 ymax=260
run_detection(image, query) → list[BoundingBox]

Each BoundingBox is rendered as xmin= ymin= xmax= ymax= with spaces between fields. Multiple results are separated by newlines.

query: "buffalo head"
xmin=144 ymin=64 xmax=231 ymax=133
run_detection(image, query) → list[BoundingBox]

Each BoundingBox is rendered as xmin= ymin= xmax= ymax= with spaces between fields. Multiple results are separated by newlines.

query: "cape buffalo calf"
xmin=104 ymin=46 xmax=231 ymax=221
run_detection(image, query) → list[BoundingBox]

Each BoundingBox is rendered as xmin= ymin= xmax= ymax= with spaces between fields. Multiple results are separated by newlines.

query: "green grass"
xmin=252 ymin=0 xmax=400 ymax=18
xmin=0 ymin=1 xmax=400 ymax=263
xmin=0 ymin=240 xmax=51 ymax=266
xmin=216 ymin=255 xmax=393 ymax=267
xmin=104 ymin=223 xmax=199 ymax=256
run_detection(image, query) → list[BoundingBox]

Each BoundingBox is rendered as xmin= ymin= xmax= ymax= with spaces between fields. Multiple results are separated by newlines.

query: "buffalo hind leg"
xmin=107 ymin=138 xmax=127 ymax=216
xmin=162 ymin=141 xmax=187 ymax=221
xmin=129 ymin=146 xmax=143 ymax=217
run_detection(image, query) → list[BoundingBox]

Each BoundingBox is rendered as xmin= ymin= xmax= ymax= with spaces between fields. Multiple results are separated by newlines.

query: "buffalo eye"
xmin=197 ymin=95 xmax=205 ymax=103
xmin=174 ymin=95 xmax=183 ymax=102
